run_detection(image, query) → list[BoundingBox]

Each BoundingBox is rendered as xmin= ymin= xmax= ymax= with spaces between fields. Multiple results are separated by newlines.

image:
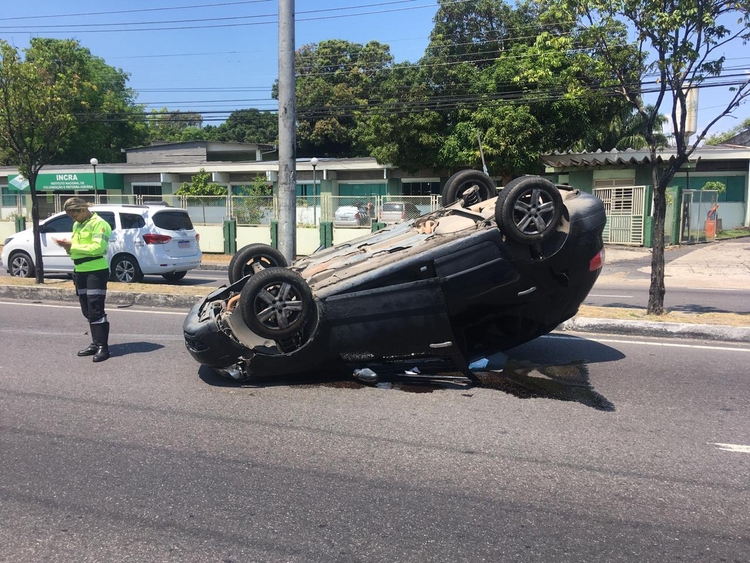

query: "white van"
xmin=1 ymin=204 xmax=201 ymax=283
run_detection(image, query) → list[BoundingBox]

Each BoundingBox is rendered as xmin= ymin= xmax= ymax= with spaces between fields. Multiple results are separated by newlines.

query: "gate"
xmin=679 ymin=189 xmax=719 ymax=244
xmin=593 ymin=185 xmax=646 ymax=245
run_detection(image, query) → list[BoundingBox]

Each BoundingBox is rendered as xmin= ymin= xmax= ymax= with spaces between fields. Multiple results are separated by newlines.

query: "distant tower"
xmin=675 ymin=87 xmax=699 ymax=145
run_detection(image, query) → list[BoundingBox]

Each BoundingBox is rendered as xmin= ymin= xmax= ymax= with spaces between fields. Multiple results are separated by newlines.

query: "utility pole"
xmin=277 ymin=0 xmax=296 ymax=262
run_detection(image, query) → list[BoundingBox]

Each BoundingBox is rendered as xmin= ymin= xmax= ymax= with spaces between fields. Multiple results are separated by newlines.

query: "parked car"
xmin=380 ymin=201 xmax=421 ymax=223
xmin=183 ymin=173 xmax=606 ymax=383
xmin=1 ymin=204 xmax=201 ymax=283
xmin=333 ymin=204 xmax=369 ymax=227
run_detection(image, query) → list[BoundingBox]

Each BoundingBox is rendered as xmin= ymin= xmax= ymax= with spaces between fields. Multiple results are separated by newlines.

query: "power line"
xmin=0 ymin=0 xmax=435 ymax=33
xmin=0 ymin=0 xmax=273 ymax=21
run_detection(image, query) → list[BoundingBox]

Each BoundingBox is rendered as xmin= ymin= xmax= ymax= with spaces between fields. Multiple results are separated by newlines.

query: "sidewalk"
xmin=596 ymin=238 xmax=750 ymax=290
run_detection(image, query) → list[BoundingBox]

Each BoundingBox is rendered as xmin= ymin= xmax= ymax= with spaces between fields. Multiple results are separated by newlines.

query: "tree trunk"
xmin=29 ymin=179 xmax=45 ymax=285
xmin=647 ymin=166 xmax=666 ymax=315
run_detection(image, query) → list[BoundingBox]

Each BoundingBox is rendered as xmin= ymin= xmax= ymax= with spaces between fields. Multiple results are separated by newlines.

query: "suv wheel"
xmin=442 ymin=170 xmax=497 ymax=207
xmin=162 ymin=271 xmax=187 ymax=283
xmin=239 ymin=267 xmax=314 ymax=340
xmin=112 ymin=255 xmax=144 ymax=283
xmin=9 ymin=251 xmax=35 ymax=278
xmin=496 ymin=176 xmax=563 ymax=244
xmin=228 ymin=243 xmax=288 ymax=284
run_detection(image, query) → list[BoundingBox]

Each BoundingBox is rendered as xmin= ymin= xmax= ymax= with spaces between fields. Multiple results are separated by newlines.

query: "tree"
xmin=288 ymin=39 xmax=395 ymax=157
xmin=0 ymin=39 xmax=94 ymax=283
xmin=577 ymin=106 xmax=669 ymax=151
xmin=363 ymin=0 xmax=634 ymax=180
xmin=568 ymin=0 xmax=750 ymax=314
xmin=704 ymin=117 xmax=750 ymax=145
xmin=214 ymin=109 xmax=278 ymax=144
xmin=175 ymin=168 xmax=226 ymax=196
xmin=27 ymin=39 xmax=150 ymax=164
xmin=147 ymin=108 xmax=205 ymax=143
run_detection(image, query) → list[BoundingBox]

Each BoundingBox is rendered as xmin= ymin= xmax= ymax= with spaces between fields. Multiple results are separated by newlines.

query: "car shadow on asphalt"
xmin=197 ymin=335 xmax=621 ymax=412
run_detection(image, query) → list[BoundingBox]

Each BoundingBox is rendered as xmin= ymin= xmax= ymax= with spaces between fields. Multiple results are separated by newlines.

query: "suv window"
xmin=120 ymin=213 xmax=146 ymax=230
xmin=43 ymin=215 xmax=74 ymax=233
xmin=152 ymin=211 xmax=194 ymax=231
xmin=98 ymin=212 xmax=116 ymax=231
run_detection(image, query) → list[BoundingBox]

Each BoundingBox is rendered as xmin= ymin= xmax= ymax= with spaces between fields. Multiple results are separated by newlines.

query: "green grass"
xmin=716 ymin=228 xmax=750 ymax=240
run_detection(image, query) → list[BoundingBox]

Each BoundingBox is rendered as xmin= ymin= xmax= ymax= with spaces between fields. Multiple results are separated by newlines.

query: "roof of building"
xmin=542 ymin=144 xmax=750 ymax=169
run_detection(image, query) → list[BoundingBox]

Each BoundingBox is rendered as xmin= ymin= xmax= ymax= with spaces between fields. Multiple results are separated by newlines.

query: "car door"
xmin=113 ymin=211 xmax=146 ymax=261
xmin=39 ymin=214 xmax=75 ymax=272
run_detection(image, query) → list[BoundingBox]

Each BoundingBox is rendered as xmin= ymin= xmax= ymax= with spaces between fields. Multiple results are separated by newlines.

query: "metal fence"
xmin=1 ymin=192 xmax=443 ymax=228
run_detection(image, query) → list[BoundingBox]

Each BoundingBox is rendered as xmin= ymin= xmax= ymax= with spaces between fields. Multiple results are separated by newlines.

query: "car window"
xmin=120 ymin=213 xmax=146 ymax=229
xmin=42 ymin=215 xmax=74 ymax=233
xmin=97 ymin=212 xmax=116 ymax=231
xmin=382 ymin=203 xmax=402 ymax=212
xmin=152 ymin=210 xmax=194 ymax=231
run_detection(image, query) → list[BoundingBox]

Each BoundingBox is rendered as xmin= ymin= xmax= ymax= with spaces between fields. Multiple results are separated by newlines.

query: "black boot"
xmin=78 ymin=341 xmax=98 ymax=357
xmin=91 ymin=322 xmax=110 ymax=363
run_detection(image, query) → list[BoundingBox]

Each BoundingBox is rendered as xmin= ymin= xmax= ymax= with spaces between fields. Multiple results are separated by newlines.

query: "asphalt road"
xmin=585 ymin=283 xmax=750 ymax=314
xmin=1 ymin=299 xmax=749 ymax=562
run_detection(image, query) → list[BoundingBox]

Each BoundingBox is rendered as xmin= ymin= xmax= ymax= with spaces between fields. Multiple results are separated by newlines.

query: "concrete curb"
xmin=0 ymin=284 xmax=202 ymax=309
xmin=560 ymin=317 xmax=750 ymax=343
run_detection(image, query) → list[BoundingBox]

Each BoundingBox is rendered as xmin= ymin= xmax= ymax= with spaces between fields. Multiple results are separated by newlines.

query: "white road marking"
xmin=710 ymin=443 xmax=750 ymax=453
xmin=587 ymin=294 xmax=633 ymax=298
xmin=699 ymin=288 xmax=748 ymax=292
xmin=545 ymin=335 xmax=750 ymax=353
xmin=0 ymin=300 xmax=186 ymax=315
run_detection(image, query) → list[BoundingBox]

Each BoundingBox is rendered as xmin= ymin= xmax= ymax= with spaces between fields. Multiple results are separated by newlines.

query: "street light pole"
xmin=311 ymin=157 xmax=318 ymax=225
xmin=90 ymin=157 xmax=99 ymax=203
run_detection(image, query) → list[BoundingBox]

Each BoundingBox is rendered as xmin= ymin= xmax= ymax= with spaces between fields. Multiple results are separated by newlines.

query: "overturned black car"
xmin=183 ymin=172 xmax=606 ymax=383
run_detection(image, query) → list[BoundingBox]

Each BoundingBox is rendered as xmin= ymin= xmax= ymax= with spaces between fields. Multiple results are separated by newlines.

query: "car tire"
xmin=8 ymin=251 xmax=35 ymax=278
xmin=111 ymin=254 xmax=144 ymax=283
xmin=228 ymin=243 xmax=288 ymax=285
xmin=495 ymin=176 xmax=563 ymax=244
xmin=162 ymin=271 xmax=187 ymax=282
xmin=441 ymin=170 xmax=497 ymax=207
xmin=239 ymin=267 xmax=314 ymax=340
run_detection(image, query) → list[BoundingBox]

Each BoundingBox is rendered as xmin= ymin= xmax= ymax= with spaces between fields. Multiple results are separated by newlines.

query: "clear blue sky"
xmin=0 ymin=0 xmax=747 ymax=140
xmin=0 ymin=0 xmax=439 ymax=124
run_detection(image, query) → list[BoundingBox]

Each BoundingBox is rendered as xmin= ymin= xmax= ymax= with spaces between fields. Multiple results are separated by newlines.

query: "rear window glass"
xmin=120 ymin=213 xmax=146 ymax=229
xmin=382 ymin=203 xmax=402 ymax=211
xmin=98 ymin=212 xmax=116 ymax=231
xmin=152 ymin=211 xmax=194 ymax=231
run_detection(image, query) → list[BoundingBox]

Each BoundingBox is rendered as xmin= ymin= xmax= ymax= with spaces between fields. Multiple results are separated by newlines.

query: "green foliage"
xmin=0 ymin=38 xmax=151 ymax=165
xmin=147 ymin=108 xmax=205 ymax=143
xmin=233 ymin=175 xmax=273 ymax=225
xmin=0 ymin=39 xmax=90 ymax=172
xmin=214 ymin=109 xmax=277 ymax=144
xmin=176 ymin=168 xmax=226 ymax=196
xmin=363 ymin=0 xmax=634 ymax=178
xmin=701 ymin=181 xmax=726 ymax=193
xmin=288 ymin=39 xmax=395 ymax=158
xmin=704 ymin=117 xmax=750 ymax=145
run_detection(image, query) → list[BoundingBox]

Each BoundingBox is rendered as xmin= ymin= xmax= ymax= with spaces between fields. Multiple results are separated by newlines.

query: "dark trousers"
xmin=74 ymin=268 xmax=109 ymax=324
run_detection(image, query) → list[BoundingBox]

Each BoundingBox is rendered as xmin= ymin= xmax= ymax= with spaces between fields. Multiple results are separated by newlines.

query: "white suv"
xmin=1 ymin=204 xmax=201 ymax=283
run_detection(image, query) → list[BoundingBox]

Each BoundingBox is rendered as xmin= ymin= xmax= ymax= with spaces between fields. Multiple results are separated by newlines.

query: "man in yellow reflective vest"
xmin=54 ymin=197 xmax=113 ymax=362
